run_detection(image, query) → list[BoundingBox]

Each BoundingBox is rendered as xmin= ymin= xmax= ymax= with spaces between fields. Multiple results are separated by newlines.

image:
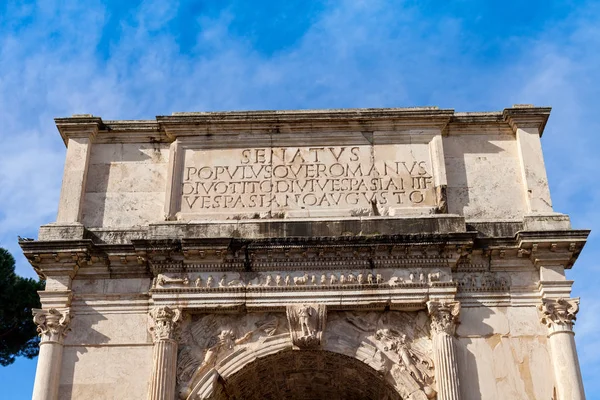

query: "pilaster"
xmin=54 ymin=115 xmax=101 ymax=223
xmin=504 ymin=106 xmax=553 ymax=214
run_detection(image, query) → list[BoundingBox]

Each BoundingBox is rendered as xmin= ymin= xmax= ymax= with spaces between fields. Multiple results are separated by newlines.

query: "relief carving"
xmin=375 ymin=329 xmax=436 ymax=399
xmin=177 ymin=313 xmax=287 ymax=399
xmin=286 ymin=303 xmax=327 ymax=349
xmin=330 ymin=311 xmax=436 ymax=400
xmin=455 ymin=271 xmax=509 ymax=292
xmin=539 ymin=297 xmax=579 ymax=330
xmin=155 ymin=274 xmax=190 ymax=287
xmin=427 ymin=300 xmax=460 ymax=336
xmin=32 ymin=308 xmax=71 ymax=343
xmin=150 ymin=269 xmax=451 ymax=292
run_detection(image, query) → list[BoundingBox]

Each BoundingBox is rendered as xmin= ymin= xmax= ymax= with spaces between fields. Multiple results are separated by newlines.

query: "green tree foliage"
xmin=0 ymin=248 xmax=44 ymax=366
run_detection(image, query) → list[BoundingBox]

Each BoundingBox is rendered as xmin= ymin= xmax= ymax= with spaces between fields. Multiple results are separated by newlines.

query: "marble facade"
xmin=21 ymin=106 xmax=588 ymax=399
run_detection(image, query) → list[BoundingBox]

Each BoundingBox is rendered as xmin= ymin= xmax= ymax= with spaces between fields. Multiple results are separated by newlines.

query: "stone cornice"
xmin=54 ymin=114 xmax=102 ymax=146
xmin=516 ymin=230 xmax=589 ymax=269
xmin=20 ymin=227 xmax=590 ymax=282
xmin=157 ymin=107 xmax=455 ymax=139
xmin=19 ymin=239 xmax=93 ymax=279
xmin=52 ymin=106 xmax=554 ymax=145
xmin=503 ymin=106 xmax=552 ymax=136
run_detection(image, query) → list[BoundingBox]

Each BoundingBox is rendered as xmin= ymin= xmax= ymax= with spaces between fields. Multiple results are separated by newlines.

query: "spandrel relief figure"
xmin=179 ymin=329 xmax=252 ymax=399
xmin=177 ymin=313 xmax=285 ymax=400
xmin=334 ymin=311 xmax=435 ymax=400
xmin=375 ymin=330 xmax=434 ymax=394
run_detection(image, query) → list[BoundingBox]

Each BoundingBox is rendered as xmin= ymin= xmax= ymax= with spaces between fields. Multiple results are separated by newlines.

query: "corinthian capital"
xmin=32 ymin=308 xmax=71 ymax=343
xmin=539 ymin=297 xmax=579 ymax=331
xmin=149 ymin=306 xmax=182 ymax=341
xmin=427 ymin=300 xmax=460 ymax=335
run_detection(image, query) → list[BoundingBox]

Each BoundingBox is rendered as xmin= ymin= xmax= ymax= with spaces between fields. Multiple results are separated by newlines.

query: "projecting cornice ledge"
xmin=157 ymin=107 xmax=455 ymax=139
xmin=503 ymin=105 xmax=552 ymax=136
xmin=516 ymin=230 xmax=590 ymax=269
xmin=52 ymin=106 xmax=556 ymax=144
xmin=54 ymin=114 xmax=103 ymax=146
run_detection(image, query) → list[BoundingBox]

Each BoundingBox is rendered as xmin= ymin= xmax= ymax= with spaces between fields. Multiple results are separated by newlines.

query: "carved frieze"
xmin=286 ymin=303 xmax=327 ymax=349
xmin=32 ymin=308 xmax=71 ymax=343
xmin=539 ymin=297 xmax=580 ymax=330
xmin=427 ymin=300 xmax=460 ymax=336
xmin=150 ymin=268 xmax=453 ymax=292
xmin=455 ymin=271 xmax=509 ymax=292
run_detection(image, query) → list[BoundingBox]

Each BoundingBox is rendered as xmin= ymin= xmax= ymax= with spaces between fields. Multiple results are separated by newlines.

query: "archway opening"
xmin=212 ymin=350 xmax=402 ymax=400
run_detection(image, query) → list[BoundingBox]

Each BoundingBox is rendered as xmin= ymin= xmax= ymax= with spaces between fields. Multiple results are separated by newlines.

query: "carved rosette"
xmin=149 ymin=306 xmax=182 ymax=342
xmin=286 ymin=303 xmax=327 ymax=349
xmin=32 ymin=308 xmax=71 ymax=343
xmin=427 ymin=300 xmax=460 ymax=336
xmin=539 ymin=297 xmax=579 ymax=332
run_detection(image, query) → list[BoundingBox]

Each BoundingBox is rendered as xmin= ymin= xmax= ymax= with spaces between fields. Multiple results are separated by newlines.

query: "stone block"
xmin=38 ymin=223 xmax=86 ymax=241
xmin=523 ymin=213 xmax=571 ymax=230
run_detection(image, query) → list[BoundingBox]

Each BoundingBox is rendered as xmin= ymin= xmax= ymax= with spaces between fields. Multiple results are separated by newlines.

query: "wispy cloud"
xmin=1 ymin=0 xmax=599 ymax=396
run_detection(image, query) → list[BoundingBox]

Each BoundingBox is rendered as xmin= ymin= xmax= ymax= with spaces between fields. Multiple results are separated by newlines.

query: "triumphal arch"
xmin=21 ymin=106 xmax=588 ymax=399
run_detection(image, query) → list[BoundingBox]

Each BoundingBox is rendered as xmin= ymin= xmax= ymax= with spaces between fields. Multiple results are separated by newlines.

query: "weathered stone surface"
xmin=22 ymin=106 xmax=590 ymax=400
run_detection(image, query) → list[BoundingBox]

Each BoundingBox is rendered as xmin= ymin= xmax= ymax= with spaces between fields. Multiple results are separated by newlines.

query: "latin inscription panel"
xmin=178 ymin=144 xmax=438 ymax=219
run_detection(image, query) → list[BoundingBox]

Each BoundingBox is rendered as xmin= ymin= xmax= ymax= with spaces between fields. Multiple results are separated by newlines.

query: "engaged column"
xmin=540 ymin=297 xmax=586 ymax=400
xmin=32 ymin=309 xmax=71 ymax=400
xmin=148 ymin=306 xmax=182 ymax=400
xmin=427 ymin=300 xmax=461 ymax=400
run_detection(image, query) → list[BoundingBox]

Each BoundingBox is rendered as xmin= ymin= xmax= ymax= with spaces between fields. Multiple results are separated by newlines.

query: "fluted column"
xmin=427 ymin=300 xmax=460 ymax=400
xmin=32 ymin=308 xmax=71 ymax=400
xmin=540 ymin=298 xmax=585 ymax=400
xmin=148 ymin=306 xmax=182 ymax=400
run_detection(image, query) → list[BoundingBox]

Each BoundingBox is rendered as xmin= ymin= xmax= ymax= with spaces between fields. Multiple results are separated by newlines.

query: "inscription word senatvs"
xmin=181 ymin=146 xmax=436 ymax=211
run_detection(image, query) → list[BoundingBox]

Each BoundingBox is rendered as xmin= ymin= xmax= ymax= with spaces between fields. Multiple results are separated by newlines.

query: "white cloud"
xmin=0 ymin=0 xmax=599 ymax=394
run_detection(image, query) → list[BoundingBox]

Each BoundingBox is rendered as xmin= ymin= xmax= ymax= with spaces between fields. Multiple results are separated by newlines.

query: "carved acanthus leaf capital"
xmin=539 ymin=297 xmax=579 ymax=331
xmin=32 ymin=308 xmax=71 ymax=343
xmin=427 ymin=300 xmax=460 ymax=336
xmin=149 ymin=306 xmax=182 ymax=341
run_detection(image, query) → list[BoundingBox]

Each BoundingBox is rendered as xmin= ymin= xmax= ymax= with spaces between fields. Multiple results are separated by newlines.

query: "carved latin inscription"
xmin=180 ymin=145 xmax=437 ymax=217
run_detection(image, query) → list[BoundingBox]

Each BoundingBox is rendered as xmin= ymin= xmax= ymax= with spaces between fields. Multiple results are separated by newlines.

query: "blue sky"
xmin=0 ymin=0 xmax=599 ymax=398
